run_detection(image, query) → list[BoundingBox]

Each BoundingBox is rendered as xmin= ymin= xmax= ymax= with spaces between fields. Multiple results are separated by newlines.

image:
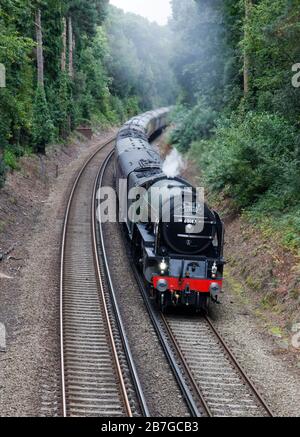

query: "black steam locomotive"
xmin=115 ymin=109 xmax=225 ymax=312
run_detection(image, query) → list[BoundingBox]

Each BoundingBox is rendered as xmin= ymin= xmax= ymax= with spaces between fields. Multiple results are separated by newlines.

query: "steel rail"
xmin=160 ymin=313 xmax=212 ymax=417
xmin=60 ymin=137 xmax=132 ymax=417
xmin=94 ymin=150 xmax=150 ymax=417
xmin=162 ymin=312 xmax=274 ymax=417
xmin=131 ymin=265 xmax=204 ymax=418
xmin=91 ymin=150 xmax=132 ymax=417
xmin=204 ymin=315 xmax=273 ymax=417
xmin=132 ymin=261 xmax=273 ymax=417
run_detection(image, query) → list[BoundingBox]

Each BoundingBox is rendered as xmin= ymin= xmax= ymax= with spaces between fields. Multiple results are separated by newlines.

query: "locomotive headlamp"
xmin=210 ymin=282 xmax=221 ymax=300
xmin=157 ymin=279 xmax=168 ymax=292
xmin=160 ymin=258 xmax=168 ymax=274
xmin=212 ymin=262 xmax=218 ymax=278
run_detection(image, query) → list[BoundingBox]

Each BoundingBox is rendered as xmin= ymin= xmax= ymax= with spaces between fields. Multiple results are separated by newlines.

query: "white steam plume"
xmin=162 ymin=148 xmax=186 ymax=178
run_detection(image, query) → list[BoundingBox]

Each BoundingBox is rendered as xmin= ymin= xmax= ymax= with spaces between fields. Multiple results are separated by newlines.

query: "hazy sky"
xmin=109 ymin=0 xmax=172 ymax=25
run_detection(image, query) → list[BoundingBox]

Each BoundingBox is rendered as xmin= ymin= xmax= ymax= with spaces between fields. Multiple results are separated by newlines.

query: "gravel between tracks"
xmin=0 ymin=131 xmax=116 ymax=416
xmin=101 ymin=158 xmax=190 ymax=418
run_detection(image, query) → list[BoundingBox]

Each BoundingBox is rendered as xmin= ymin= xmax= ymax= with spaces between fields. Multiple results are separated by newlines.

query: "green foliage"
xmin=67 ymin=0 xmax=109 ymax=42
xmin=32 ymin=86 xmax=55 ymax=154
xmin=191 ymin=112 xmax=300 ymax=209
xmin=171 ymin=0 xmax=239 ymax=108
xmin=170 ymin=0 xmax=300 ymax=249
xmin=170 ymin=102 xmax=218 ymax=152
xmin=105 ymin=6 xmax=177 ymax=111
xmin=0 ymin=0 xmax=178 ymax=190
xmin=73 ymin=28 xmax=112 ymax=124
xmin=3 ymin=148 xmax=20 ymax=170
xmin=0 ymin=3 xmax=35 ymax=156
xmin=243 ymin=0 xmax=300 ymax=122
xmin=48 ymin=73 xmax=73 ymax=140
xmin=125 ymin=96 xmax=140 ymax=118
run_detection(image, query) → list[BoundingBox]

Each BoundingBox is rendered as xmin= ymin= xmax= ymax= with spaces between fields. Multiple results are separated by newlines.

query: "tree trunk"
xmin=244 ymin=0 xmax=252 ymax=96
xmin=35 ymin=9 xmax=44 ymax=87
xmin=68 ymin=17 xmax=74 ymax=79
xmin=61 ymin=17 xmax=67 ymax=72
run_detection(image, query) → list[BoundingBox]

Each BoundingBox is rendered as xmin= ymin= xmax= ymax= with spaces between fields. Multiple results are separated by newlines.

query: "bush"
xmin=170 ymin=101 xmax=218 ymax=152
xmin=3 ymin=148 xmax=20 ymax=170
xmin=125 ymin=96 xmax=140 ymax=118
xmin=191 ymin=111 xmax=300 ymax=209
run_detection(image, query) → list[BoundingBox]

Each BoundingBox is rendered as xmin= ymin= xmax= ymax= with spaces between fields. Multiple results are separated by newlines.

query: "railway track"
xmin=162 ymin=314 xmax=273 ymax=417
xmin=60 ymin=135 xmax=273 ymax=418
xmin=60 ymin=138 xmax=148 ymax=417
xmin=134 ymin=265 xmax=273 ymax=417
xmin=95 ymin=141 xmax=273 ymax=418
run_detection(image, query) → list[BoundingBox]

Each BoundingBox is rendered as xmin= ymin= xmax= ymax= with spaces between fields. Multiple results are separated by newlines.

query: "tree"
xmin=32 ymin=85 xmax=54 ymax=154
xmin=243 ymin=0 xmax=252 ymax=96
xmin=32 ymin=7 xmax=55 ymax=154
xmin=35 ymin=9 xmax=44 ymax=87
xmin=68 ymin=17 xmax=74 ymax=78
xmin=170 ymin=0 xmax=300 ymax=247
xmin=61 ymin=17 xmax=67 ymax=71
xmin=105 ymin=6 xmax=177 ymax=110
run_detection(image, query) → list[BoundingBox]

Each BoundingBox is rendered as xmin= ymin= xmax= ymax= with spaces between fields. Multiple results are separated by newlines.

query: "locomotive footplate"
xmin=153 ymin=276 xmax=223 ymax=294
xmin=153 ymin=275 xmax=223 ymax=311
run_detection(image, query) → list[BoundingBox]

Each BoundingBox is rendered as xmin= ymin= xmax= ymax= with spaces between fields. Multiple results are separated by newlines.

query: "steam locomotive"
xmin=115 ymin=108 xmax=225 ymax=312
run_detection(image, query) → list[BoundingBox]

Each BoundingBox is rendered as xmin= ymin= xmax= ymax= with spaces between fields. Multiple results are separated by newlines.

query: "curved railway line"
xmin=59 ymin=134 xmax=274 ymax=418
xmin=133 ymin=265 xmax=273 ymax=417
xmin=97 ymin=149 xmax=273 ymax=418
xmin=60 ymin=138 xmax=148 ymax=417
